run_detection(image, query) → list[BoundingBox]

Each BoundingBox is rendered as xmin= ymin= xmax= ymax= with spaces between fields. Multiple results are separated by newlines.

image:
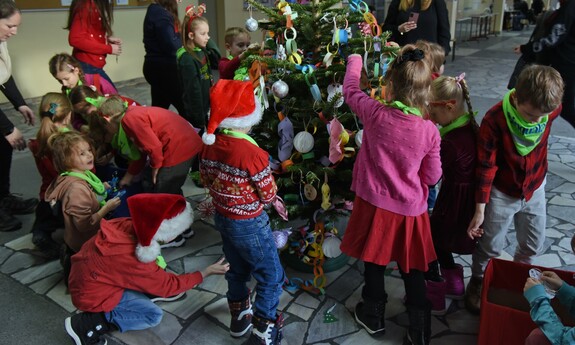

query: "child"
xmin=340 ymin=46 xmax=441 ymax=345
xmin=177 ymin=4 xmax=221 ymax=129
xmin=424 ymin=74 xmax=478 ymax=315
xmin=200 ymin=80 xmax=285 ymax=345
xmin=45 ymin=131 xmax=121 ymax=283
xmin=64 ymin=193 xmax=229 ymax=345
xmin=49 ymin=53 xmax=117 ymax=97
xmin=219 ymin=27 xmax=260 ymax=80
xmin=96 ymin=95 xmax=201 ymax=195
xmin=523 ymin=235 xmax=575 ymax=345
xmin=465 ymin=65 xmax=564 ymax=314
xmin=28 ymin=93 xmax=72 ymax=258
xmin=415 ymin=40 xmax=446 ymax=80
xmin=66 ymin=0 xmax=122 ymax=88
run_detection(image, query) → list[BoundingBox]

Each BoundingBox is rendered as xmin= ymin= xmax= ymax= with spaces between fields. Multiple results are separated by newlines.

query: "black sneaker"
xmin=159 ymin=235 xmax=185 ymax=249
xmin=0 ymin=194 xmax=38 ymax=215
xmin=146 ymin=291 xmax=187 ymax=303
xmin=32 ymin=234 xmax=61 ymax=259
xmin=229 ymin=297 xmax=253 ymax=337
xmin=182 ymin=228 xmax=195 ymax=239
xmin=65 ymin=312 xmax=110 ymax=345
xmin=0 ymin=208 xmax=22 ymax=232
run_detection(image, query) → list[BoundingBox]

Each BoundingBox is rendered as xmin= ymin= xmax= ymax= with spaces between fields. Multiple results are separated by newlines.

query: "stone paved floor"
xmin=1 ymin=29 xmax=574 ymax=345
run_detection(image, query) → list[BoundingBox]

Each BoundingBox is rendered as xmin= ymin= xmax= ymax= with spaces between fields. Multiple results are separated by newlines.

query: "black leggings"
xmin=143 ymin=60 xmax=185 ymax=115
xmin=363 ymin=262 xmax=428 ymax=309
xmin=0 ymin=133 xmax=11 ymax=196
xmin=555 ymin=64 xmax=575 ymax=129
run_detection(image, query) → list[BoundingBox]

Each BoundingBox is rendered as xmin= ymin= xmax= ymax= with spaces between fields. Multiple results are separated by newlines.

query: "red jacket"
xmin=121 ymin=106 xmax=202 ymax=170
xmin=28 ymin=139 xmax=57 ymax=200
xmin=69 ymin=218 xmax=203 ymax=312
xmin=218 ymin=56 xmax=241 ymax=80
xmin=68 ymin=0 xmax=112 ymax=68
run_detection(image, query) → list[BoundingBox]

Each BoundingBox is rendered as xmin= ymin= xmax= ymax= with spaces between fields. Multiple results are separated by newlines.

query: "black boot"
xmin=0 ymin=194 xmax=38 ymax=215
xmin=228 ymin=296 xmax=253 ymax=337
xmin=65 ymin=312 xmax=114 ymax=345
xmin=406 ymin=304 xmax=431 ymax=345
xmin=0 ymin=208 xmax=22 ymax=232
xmin=354 ymin=298 xmax=386 ymax=336
xmin=242 ymin=314 xmax=283 ymax=345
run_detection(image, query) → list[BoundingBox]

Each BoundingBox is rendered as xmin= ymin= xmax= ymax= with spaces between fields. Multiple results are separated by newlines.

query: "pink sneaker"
xmin=426 ymin=279 xmax=447 ymax=316
xmin=442 ymin=264 xmax=465 ymax=300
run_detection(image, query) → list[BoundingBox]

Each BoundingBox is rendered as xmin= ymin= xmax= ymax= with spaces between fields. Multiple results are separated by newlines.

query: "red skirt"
xmin=340 ymin=196 xmax=437 ymax=273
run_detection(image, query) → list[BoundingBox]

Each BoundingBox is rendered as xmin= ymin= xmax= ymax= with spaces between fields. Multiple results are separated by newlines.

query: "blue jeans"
xmin=105 ymin=290 xmax=163 ymax=332
xmin=79 ymin=61 xmax=117 ymax=90
xmin=215 ymin=212 xmax=285 ymax=321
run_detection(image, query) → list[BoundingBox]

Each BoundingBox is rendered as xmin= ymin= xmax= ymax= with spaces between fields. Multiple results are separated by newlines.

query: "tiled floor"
xmin=1 ymin=29 xmax=575 ymax=345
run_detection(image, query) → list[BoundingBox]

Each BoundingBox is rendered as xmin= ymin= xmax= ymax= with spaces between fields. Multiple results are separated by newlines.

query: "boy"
xmin=64 ymin=193 xmax=229 ymax=345
xmin=200 ymin=80 xmax=285 ymax=345
xmin=218 ymin=27 xmax=260 ymax=80
xmin=465 ymin=65 xmax=565 ymax=313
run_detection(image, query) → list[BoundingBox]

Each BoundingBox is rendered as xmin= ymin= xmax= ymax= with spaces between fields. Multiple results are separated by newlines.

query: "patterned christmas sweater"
xmin=200 ymin=134 xmax=277 ymax=220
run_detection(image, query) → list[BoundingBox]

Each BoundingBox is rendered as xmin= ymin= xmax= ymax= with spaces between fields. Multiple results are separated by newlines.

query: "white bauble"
xmin=322 ymin=236 xmax=342 ymax=258
xmin=271 ymin=80 xmax=289 ymax=99
xmin=355 ymin=129 xmax=363 ymax=148
xmin=293 ymin=131 xmax=314 ymax=153
xmin=245 ymin=17 xmax=259 ymax=32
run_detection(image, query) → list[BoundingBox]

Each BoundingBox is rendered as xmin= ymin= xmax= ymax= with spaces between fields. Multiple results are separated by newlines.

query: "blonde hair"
xmin=399 ymin=0 xmax=431 ymax=11
xmin=431 ymin=75 xmax=473 ymax=115
xmin=415 ymin=40 xmax=445 ymax=74
xmin=181 ymin=14 xmax=209 ymax=57
xmin=515 ymin=65 xmax=564 ymax=113
xmin=385 ymin=44 xmax=431 ymax=114
xmin=225 ymin=27 xmax=249 ymax=45
xmin=98 ymin=95 xmax=127 ymax=123
xmin=36 ymin=93 xmax=72 ymax=158
xmin=49 ymin=131 xmax=93 ymax=173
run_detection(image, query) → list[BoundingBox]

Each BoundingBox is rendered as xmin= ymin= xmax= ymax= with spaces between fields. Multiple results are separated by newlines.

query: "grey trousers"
xmin=142 ymin=158 xmax=193 ymax=195
xmin=471 ymin=179 xmax=547 ymax=278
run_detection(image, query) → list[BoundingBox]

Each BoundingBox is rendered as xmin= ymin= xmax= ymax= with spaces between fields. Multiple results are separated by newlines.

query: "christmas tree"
xmin=241 ymin=0 xmax=398 ymax=286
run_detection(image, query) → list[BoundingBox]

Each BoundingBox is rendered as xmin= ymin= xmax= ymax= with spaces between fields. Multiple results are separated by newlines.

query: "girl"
xmin=415 ymin=40 xmax=446 ymax=79
xmin=425 ymin=74 xmax=478 ymax=315
xmin=28 ymin=93 xmax=72 ymax=259
xmin=177 ymin=4 xmax=221 ymax=129
xmin=340 ymin=46 xmax=441 ymax=345
xmin=49 ymin=53 xmax=117 ymax=97
xmin=66 ymin=0 xmax=122 ymax=88
xmin=143 ymin=0 xmax=184 ymax=114
xmin=45 ymin=131 xmax=121 ymax=284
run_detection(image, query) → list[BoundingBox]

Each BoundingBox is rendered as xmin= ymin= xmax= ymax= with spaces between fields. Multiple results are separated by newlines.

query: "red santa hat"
xmin=202 ymin=80 xmax=262 ymax=145
xmin=127 ymin=193 xmax=193 ymax=263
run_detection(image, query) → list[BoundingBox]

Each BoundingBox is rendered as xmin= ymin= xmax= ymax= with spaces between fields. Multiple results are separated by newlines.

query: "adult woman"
xmin=514 ymin=0 xmax=575 ymax=128
xmin=0 ymin=0 xmax=38 ymax=232
xmin=143 ymin=0 xmax=184 ymax=114
xmin=383 ymin=0 xmax=451 ymax=56
xmin=66 ymin=0 xmax=122 ymax=88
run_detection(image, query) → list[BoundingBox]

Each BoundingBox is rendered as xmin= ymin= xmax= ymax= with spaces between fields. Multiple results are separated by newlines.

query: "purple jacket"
xmin=343 ymin=54 xmax=442 ymax=216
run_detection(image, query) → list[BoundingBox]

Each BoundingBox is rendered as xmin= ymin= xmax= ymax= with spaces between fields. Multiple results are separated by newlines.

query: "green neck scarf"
xmin=221 ymin=128 xmax=259 ymax=147
xmin=112 ymin=122 xmax=141 ymax=161
xmin=156 ymin=255 xmax=167 ymax=269
xmin=502 ymin=89 xmax=548 ymax=156
xmin=385 ymin=100 xmax=423 ymax=117
xmin=65 ymin=80 xmax=83 ymax=96
xmin=439 ymin=112 xmax=475 ymax=138
xmin=61 ymin=170 xmax=107 ymax=206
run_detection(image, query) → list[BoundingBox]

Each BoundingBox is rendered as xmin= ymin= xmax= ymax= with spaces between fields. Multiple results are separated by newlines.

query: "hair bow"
xmin=85 ymin=96 xmax=107 ymax=108
xmin=454 ymin=72 xmax=466 ymax=89
xmin=41 ymin=102 xmax=59 ymax=118
xmin=396 ymin=48 xmax=425 ymax=66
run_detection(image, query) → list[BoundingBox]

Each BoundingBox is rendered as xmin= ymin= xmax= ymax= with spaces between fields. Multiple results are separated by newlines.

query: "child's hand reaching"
xmin=541 ymin=271 xmax=564 ymax=291
xmin=240 ymin=43 xmax=261 ymax=60
xmin=200 ymin=257 xmax=230 ymax=278
xmin=467 ymin=227 xmax=484 ymax=240
xmin=99 ymin=197 xmax=121 ymax=218
xmin=524 ymin=277 xmax=541 ymax=292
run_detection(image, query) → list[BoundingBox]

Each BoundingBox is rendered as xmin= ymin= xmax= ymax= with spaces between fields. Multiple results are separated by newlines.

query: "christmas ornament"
xmin=355 ymin=129 xmax=363 ymax=147
xmin=322 ymin=235 xmax=342 ymax=258
xmin=303 ymin=184 xmax=317 ymax=201
xmin=272 ymin=80 xmax=289 ymax=99
xmin=323 ymin=304 xmax=339 ymax=323
xmin=245 ymin=17 xmax=259 ymax=32
xmin=197 ymin=197 xmax=215 ymax=220
xmin=327 ymin=83 xmax=344 ymax=108
xmin=273 ymin=229 xmax=292 ymax=249
xmin=293 ymin=131 xmax=314 ymax=153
